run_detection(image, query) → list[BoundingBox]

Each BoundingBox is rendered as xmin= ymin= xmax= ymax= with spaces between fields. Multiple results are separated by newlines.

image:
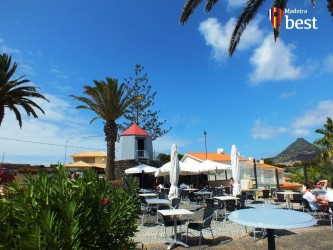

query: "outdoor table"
xmin=146 ymin=198 xmax=171 ymax=224
xmin=275 ymin=191 xmax=300 ymax=209
xmin=228 ymin=208 xmax=317 ymax=250
xmin=193 ymin=191 xmax=212 ymax=199
xmin=158 ymin=208 xmax=194 ymax=249
xmin=214 ymin=196 xmax=240 ymax=221
xmin=248 ymin=203 xmax=281 ymax=209
xmin=138 ymin=193 xmax=158 ymax=198
xmin=183 ymin=188 xmax=198 ymax=191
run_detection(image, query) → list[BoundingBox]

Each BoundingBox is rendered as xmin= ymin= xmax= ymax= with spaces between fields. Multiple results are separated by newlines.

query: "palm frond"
xmin=180 ymin=0 xmax=203 ymax=24
xmin=229 ymin=0 xmax=265 ymax=56
xmin=328 ymin=0 xmax=333 ymax=16
xmin=205 ymin=0 xmax=218 ymax=13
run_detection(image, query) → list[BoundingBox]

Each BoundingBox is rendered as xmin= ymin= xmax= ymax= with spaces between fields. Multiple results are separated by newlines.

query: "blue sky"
xmin=1 ymin=0 xmax=333 ymax=166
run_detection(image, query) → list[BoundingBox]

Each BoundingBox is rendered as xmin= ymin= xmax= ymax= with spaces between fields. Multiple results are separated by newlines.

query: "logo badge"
xmin=268 ymin=7 xmax=284 ymax=29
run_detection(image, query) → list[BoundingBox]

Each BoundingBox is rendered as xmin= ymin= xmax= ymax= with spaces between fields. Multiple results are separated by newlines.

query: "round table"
xmin=228 ymin=208 xmax=316 ymax=250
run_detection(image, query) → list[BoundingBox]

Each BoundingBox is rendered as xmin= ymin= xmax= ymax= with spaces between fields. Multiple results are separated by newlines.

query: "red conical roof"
xmin=122 ymin=124 xmax=151 ymax=136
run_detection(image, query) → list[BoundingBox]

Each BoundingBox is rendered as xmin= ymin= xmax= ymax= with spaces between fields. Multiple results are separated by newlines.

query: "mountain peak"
xmin=271 ymin=138 xmax=322 ymax=164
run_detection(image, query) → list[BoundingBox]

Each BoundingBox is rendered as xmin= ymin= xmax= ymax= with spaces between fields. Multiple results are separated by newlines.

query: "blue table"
xmin=228 ymin=208 xmax=317 ymax=250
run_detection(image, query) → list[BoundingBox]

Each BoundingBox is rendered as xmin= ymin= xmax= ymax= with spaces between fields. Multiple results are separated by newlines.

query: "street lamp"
xmin=204 ymin=131 xmax=207 ymax=160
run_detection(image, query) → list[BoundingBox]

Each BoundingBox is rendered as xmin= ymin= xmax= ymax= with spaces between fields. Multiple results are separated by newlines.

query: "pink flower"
xmin=102 ymin=197 xmax=108 ymax=205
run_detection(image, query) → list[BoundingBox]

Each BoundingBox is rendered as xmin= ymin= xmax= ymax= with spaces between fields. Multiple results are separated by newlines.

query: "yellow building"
xmin=65 ymin=151 xmax=107 ymax=171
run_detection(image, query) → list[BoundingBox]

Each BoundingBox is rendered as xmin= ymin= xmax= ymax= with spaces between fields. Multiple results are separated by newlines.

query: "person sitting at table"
xmin=179 ymin=182 xmax=189 ymax=189
xmin=312 ymin=179 xmax=328 ymax=197
xmin=230 ymin=177 xmax=235 ymax=194
xmin=303 ymin=182 xmax=327 ymax=211
xmin=158 ymin=188 xmax=167 ymax=199
xmin=156 ymin=182 xmax=164 ymax=191
xmin=323 ymin=182 xmax=333 ymax=201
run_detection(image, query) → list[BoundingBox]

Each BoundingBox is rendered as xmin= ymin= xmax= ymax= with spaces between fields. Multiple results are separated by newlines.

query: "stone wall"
xmin=115 ymin=159 xmax=161 ymax=181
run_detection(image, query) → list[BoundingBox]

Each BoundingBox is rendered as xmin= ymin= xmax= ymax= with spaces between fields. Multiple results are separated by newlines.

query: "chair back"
xmin=188 ymin=191 xmax=195 ymax=201
xmin=328 ymin=202 xmax=333 ymax=213
xmin=292 ymin=193 xmax=303 ymax=203
xmin=225 ymin=200 xmax=236 ymax=212
xmin=158 ymin=206 xmax=173 ymax=224
xmin=302 ymin=198 xmax=314 ymax=212
xmin=202 ymin=207 xmax=215 ymax=228
xmin=276 ymin=193 xmax=286 ymax=202
xmin=171 ymin=198 xmax=181 ymax=209
xmin=224 ymin=186 xmax=231 ymax=195
xmin=262 ymin=189 xmax=270 ymax=198
xmin=236 ymin=194 xmax=245 ymax=208
xmin=139 ymin=196 xmax=148 ymax=206
xmin=205 ymin=198 xmax=215 ymax=208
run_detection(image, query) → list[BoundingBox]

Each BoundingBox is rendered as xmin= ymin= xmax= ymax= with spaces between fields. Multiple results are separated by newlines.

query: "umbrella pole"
xmin=253 ymin=159 xmax=258 ymax=189
xmin=141 ymin=170 xmax=144 ymax=188
xmin=275 ymin=168 xmax=280 ymax=190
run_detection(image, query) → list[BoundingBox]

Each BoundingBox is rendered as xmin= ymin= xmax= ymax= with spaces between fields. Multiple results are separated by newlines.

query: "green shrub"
xmin=0 ymin=165 xmax=139 ymax=250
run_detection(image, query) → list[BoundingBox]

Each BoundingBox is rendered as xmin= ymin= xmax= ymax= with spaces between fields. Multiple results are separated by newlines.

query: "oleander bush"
xmin=0 ymin=165 xmax=139 ymax=249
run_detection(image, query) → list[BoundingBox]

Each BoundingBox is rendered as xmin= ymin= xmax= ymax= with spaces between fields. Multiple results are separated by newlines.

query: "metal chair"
xmin=157 ymin=206 xmax=183 ymax=240
xmin=302 ymin=198 xmax=328 ymax=219
xmin=258 ymin=189 xmax=272 ymax=203
xmin=329 ymin=202 xmax=333 ymax=232
xmin=186 ymin=207 xmax=215 ymax=247
xmin=290 ymin=192 xmax=303 ymax=210
xmin=171 ymin=197 xmax=181 ymax=209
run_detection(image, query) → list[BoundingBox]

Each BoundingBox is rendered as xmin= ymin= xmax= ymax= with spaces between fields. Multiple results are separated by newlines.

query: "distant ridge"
xmin=270 ymin=138 xmax=322 ymax=165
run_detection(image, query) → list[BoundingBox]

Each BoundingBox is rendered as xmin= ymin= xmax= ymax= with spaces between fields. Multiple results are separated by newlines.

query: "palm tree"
xmin=0 ymin=53 xmax=48 ymax=127
xmin=180 ymin=0 xmax=333 ymax=56
xmin=314 ymin=117 xmax=333 ymax=162
xmin=71 ymin=78 xmax=142 ymax=180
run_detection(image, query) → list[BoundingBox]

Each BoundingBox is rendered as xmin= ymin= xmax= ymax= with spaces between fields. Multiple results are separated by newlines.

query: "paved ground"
xmin=137 ymin=218 xmax=333 ymax=250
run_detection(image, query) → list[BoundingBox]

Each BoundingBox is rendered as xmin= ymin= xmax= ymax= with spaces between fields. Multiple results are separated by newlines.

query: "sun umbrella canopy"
xmin=198 ymin=160 xmax=231 ymax=174
xmin=154 ymin=162 xmax=199 ymax=177
xmin=65 ymin=161 xmax=93 ymax=168
xmin=168 ymin=144 xmax=180 ymax=200
xmin=125 ymin=164 xmax=158 ymax=174
xmin=231 ymin=145 xmax=241 ymax=196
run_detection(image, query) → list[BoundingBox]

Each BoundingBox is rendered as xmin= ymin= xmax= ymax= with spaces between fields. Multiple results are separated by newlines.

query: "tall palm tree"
xmin=314 ymin=117 xmax=333 ymax=162
xmin=0 ymin=53 xmax=48 ymax=127
xmin=180 ymin=0 xmax=333 ymax=56
xmin=71 ymin=78 xmax=142 ymax=180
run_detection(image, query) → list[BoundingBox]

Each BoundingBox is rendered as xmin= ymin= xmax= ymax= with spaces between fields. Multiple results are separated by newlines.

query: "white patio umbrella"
xmin=125 ymin=164 xmax=158 ymax=174
xmin=198 ymin=160 xmax=231 ymax=174
xmin=231 ymin=145 xmax=241 ymax=196
xmin=154 ymin=162 xmax=199 ymax=177
xmin=168 ymin=144 xmax=180 ymax=200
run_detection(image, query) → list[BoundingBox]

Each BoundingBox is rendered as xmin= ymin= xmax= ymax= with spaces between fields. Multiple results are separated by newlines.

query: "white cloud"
xmin=251 ymin=119 xmax=287 ymax=139
xmin=291 ymin=100 xmax=333 ymax=131
xmin=153 ymin=135 xmax=196 ymax=155
xmin=0 ymin=94 xmax=106 ymax=165
xmin=226 ymin=0 xmax=247 ymax=9
xmin=51 ymin=68 xmax=69 ymax=79
xmin=199 ymin=17 xmax=263 ymax=61
xmin=249 ymin=35 xmax=303 ymax=84
xmin=323 ymin=54 xmax=333 ymax=73
xmin=0 ymin=38 xmax=21 ymax=57
xmin=251 ymin=100 xmax=333 ymax=140
xmin=280 ymin=91 xmax=296 ymax=99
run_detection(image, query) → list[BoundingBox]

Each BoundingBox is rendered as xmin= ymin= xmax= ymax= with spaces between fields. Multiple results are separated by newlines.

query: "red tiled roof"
xmin=186 ymin=152 xmax=246 ymax=161
xmin=122 ymin=123 xmax=150 ymax=136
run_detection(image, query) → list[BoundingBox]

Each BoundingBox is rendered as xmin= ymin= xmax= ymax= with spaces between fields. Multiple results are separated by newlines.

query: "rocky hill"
xmin=270 ymin=138 xmax=323 ymax=165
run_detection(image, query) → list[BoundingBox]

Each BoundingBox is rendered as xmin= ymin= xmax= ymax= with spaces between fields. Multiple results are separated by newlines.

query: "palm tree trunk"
xmin=0 ymin=106 xmax=4 ymax=126
xmin=104 ymin=121 xmax=117 ymax=180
